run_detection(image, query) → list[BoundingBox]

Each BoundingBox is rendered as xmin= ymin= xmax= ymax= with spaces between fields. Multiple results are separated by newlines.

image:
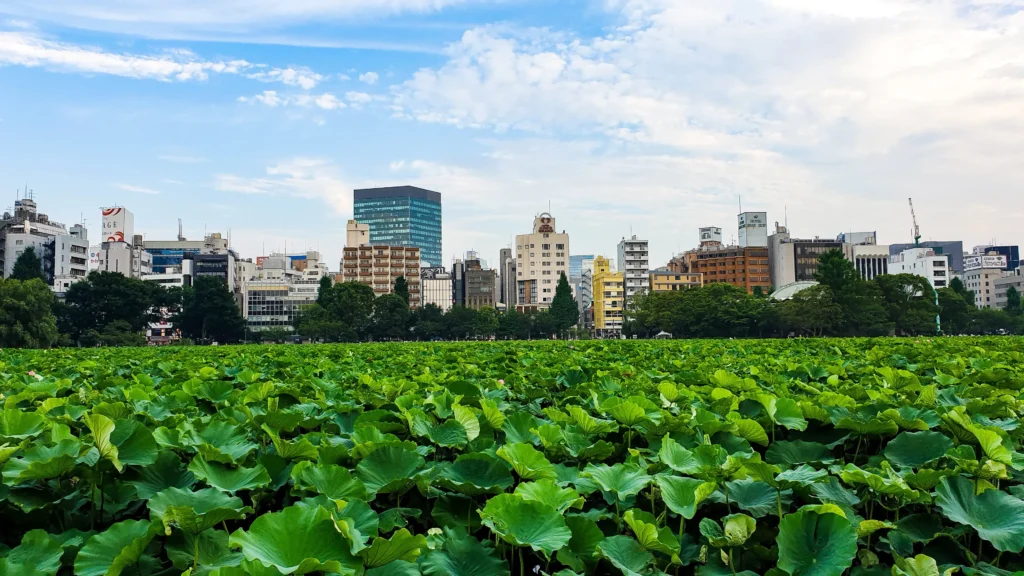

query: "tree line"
xmin=626 ymin=250 xmax=1024 ymax=338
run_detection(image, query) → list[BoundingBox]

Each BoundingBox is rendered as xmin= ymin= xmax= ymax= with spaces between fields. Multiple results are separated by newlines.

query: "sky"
xmin=1 ymin=0 xmax=1023 ymax=271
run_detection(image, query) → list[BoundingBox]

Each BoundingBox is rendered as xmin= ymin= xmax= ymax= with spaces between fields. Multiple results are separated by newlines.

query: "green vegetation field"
xmin=2 ymin=337 xmax=1024 ymax=576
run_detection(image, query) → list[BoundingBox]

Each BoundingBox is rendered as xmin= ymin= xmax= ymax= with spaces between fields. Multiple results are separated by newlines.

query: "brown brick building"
xmin=341 ymin=245 xmax=422 ymax=308
xmin=671 ymin=246 xmax=771 ymax=294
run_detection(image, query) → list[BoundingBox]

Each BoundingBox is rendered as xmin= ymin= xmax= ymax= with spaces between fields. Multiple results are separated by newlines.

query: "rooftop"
xmin=354 ymin=185 xmax=441 ymax=203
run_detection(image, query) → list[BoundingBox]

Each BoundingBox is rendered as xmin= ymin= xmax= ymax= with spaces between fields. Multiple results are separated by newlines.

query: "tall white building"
xmin=52 ymin=224 xmax=90 ymax=291
xmin=617 ymin=235 xmax=649 ymax=307
xmin=421 ymin=267 xmax=453 ymax=312
xmin=515 ymin=213 xmax=569 ymax=312
xmin=994 ymin=268 xmax=1023 ymax=310
xmin=963 ymin=253 xmax=1008 ymax=309
xmin=738 ymin=212 xmax=768 ymax=248
xmin=889 ymin=247 xmax=950 ymax=289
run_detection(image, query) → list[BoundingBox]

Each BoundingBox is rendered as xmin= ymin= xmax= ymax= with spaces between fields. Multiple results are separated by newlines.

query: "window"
xmin=530 ymin=253 xmax=535 ymax=257
xmin=542 ymin=244 xmax=550 ymax=250
xmin=530 ymin=244 xmax=535 ymax=248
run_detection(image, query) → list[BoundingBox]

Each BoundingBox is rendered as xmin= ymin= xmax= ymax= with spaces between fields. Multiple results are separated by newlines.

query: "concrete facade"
xmin=592 ymin=255 xmax=623 ymax=337
xmin=515 ymin=212 xmax=569 ymax=312
xmin=617 ymin=236 xmax=649 ymax=309
xmin=889 ymin=247 xmax=951 ymax=289
xmin=340 ymin=245 xmax=422 ymax=308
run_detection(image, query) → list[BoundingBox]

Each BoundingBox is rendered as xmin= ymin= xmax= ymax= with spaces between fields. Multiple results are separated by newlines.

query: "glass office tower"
xmin=353 ymin=186 xmax=442 ymax=266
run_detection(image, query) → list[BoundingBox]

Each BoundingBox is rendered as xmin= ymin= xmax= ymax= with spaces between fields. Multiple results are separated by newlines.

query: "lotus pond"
xmin=2 ymin=337 xmax=1024 ymax=576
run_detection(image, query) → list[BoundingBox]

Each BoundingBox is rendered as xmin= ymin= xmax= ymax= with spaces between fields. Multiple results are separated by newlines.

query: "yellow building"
xmin=650 ymin=269 xmax=703 ymax=292
xmin=592 ymin=255 xmax=624 ymax=337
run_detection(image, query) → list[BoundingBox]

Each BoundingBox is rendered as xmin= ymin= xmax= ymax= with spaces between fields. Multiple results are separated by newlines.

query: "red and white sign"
xmin=101 ymin=206 xmax=135 ymax=243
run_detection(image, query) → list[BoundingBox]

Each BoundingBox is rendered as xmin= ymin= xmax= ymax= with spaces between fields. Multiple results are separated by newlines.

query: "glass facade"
xmin=147 ymin=248 xmax=201 ymax=274
xmin=354 ymin=186 xmax=442 ymax=267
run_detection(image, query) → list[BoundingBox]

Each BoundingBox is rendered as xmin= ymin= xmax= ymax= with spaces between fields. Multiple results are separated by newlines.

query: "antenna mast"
xmin=908 ymin=198 xmax=921 ymax=247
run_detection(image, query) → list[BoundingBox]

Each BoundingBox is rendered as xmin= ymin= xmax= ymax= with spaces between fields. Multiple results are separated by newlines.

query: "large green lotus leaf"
xmin=563 ymin=431 xmax=615 ymax=462
xmin=0 ymin=530 xmax=63 ymax=576
xmin=765 ymin=441 xmax=835 ymax=465
xmin=597 ymin=536 xmax=653 ymax=576
xmin=501 ymin=412 xmax=542 ymax=445
xmin=0 ymin=409 xmax=45 ymax=440
xmin=366 ymin=560 xmax=421 ymax=576
xmin=622 ymin=509 xmax=679 ymax=556
xmin=110 ymin=420 xmax=158 ymax=468
xmin=608 ymin=401 xmax=648 ymax=427
xmin=125 ymin=451 xmax=196 ymax=499
xmin=359 ymin=528 xmax=427 ymax=568
xmin=165 ymin=529 xmax=243 ymax=573
xmin=884 ymin=432 xmax=953 ymax=469
xmin=776 ymin=465 xmax=828 ymax=488
xmin=428 ymin=420 xmax=469 ymax=448
xmin=934 ymin=476 xmax=1024 ymax=552
xmin=84 ymin=413 xmax=122 ymax=472
xmin=840 ymin=464 xmax=919 ymax=500
xmin=261 ymin=425 xmax=318 ymax=462
xmin=656 ymin=475 xmax=717 ymax=519
xmin=188 ymin=421 xmax=259 ymax=465
xmin=149 ymin=487 xmax=251 ymax=535
xmin=770 ymin=397 xmax=808 ymax=431
xmin=420 ymin=530 xmax=508 ymax=576
xmin=558 ymin=515 xmax=604 ymax=571
xmin=496 ymin=443 xmax=557 ymax=481
xmin=891 ymin=554 xmax=942 ymax=576
xmin=451 ymin=405 xmax=481 ymax=442
xmin=479 ymin=494 xmax=571 ymax=557
xmin=942 ymin=409 xmax=1014 ymax=466
xmin=566 ymin=406 xmax=617 ymax=436
xmin=777 ymin=510 xmax=857 ymax=576
xmin=294 ymin=496 xmax=379 ymax=554
xmin=356 ymin=445 xmax=426 ymax=495
xmin=0 ymin=443 xmax=21 ymax=468
xmin=289 ymin=461 xmax=367 ymax=500
xmin=659 ymin=438 xmax=731 ymax=479
xmin=514 ymin=479 xmax=583 ymax=514
xmin=3 ymin=439 xmax=80 ymax=483
xmin=582 ymin=463 xmax=651 ymax=501
xmin=436 ymin=453 xmax=513 ymax=496
xmin=189 ymin=456 xmax=272 ymax=493
xmin=229 ymin=505 xmax=362 ymax=575
xmin=879 ymin=407 xmax=941 ymax=431
xmin=74 ymin=520 xmax=160 ymax=576
xmin=431 ymin=494 xmax=482 ymax=533
xmin=709 ymin=479 xmax=788 ymax=519
xmin=811 ymin=477 xmax=860 ymax=507
xmin=734 ymin=419 xmax=769 ymax=447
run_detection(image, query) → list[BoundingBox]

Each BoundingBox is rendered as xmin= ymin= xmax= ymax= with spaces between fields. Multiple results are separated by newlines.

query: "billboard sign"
xmin=699 ymin=227 xmax=723 ymax=244
xmin=421 ymin=266 xmax=447 ymax=279
xmin=101 ymin=207 xmax=134 ymax=243
xmin=965 ymin=255 xmax=1007 ymax=270
xmin=738 ymin=212 xmax=768 ymax=247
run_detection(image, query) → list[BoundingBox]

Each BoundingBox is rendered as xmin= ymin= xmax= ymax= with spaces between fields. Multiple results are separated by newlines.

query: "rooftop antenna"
xmin=739 ymin=195 xmax=742 ymax=214
xmin=177 ymin=218 xmax=184 ymax=241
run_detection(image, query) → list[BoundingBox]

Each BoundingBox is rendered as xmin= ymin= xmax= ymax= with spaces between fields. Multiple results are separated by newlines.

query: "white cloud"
xmin=345 ymin=91 xmax=375 ymax=108
xmin=239 ymin=90 xmax=347 ymax=110
xmin=359 ymin=71 xmax=379 ymax=85
xmin=162 ymin=179 xmax=185 ymax=185
xmin=0 ymin=31 xmax=250 ymax=81
xmin=391 ymin=0 xmax=1024 ymax=257
xmin=215 ymin=158 xmax=352 ymax=215
xmin=158 ymin=154 xmax=207 ymax=164
xmin=114 ymin=182 xmax=162 ymax=195
xmin=247 ymin=66 xmax=323 ymax=89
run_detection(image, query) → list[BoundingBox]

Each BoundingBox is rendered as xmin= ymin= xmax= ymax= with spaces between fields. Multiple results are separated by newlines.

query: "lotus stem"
xmin=777 ymin=489 xmax=783 ymax=520
xmin=679 ymin=515 xmax=685 ymax=546
xmin=193 ymin=533 xmax=200 ymax=572
xmin=724 ymin=483 xmax=731 ymax=514
xmin=519 ymin=547 xmax=524 ymax=576
xmin=729 ymin=548 xmax=736 ymax=576
xmin=854 ymin=436 xmax=863 ymax=464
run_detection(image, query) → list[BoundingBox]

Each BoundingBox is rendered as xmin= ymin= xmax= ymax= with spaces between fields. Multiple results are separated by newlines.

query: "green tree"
xmin=969 ymin=307 xmax=1016 ymax=334
xmin=813 ymin=249 xmax=859 ymax=294
xmin=10 ymin=246 xmax=46 ymax=282
xmin=294 ymin=304 xmax=350 ymax=342
xmin=0 ymin=278 xmax=58 ymax=348
xmin=443 ymin=306 xmax=477 ymax=340
xmin=410 ymin=303 xmax=445 ymax=341
xmin=531 ymin=310 xmax=557 ymax=339
xmin=1006 ymin=286 xmax=1022 ymax=316
xmin=320 ymin=282 xmax=376 ymax=341
xmin=316 ymin=276 xmax=334 ymax=308
xmin=875 ymin=274 xmax=941 ymax=336
xmin=937 ymin=288 xmax=972 ymax=335
xmin=950 ymin=276 xmax=976 ymax=307
xmin=813 ymin=250 xmax=889 ymax=336
xmin=549 ymin=272 xmax=579 ymax=337
xmin=372 ymin=293 xmax=409 ymax=340
xmin=394 ymin=276 xmax=410 ymax=304
xmin=781 ymin=285 xmax=842 ymax=337
xmin=58 ymin=271 xmax=166 ymax=344
xmin=473 ymin=306 xmax=499 ymax=338
xmin=174 ymin=276 xmax=246 ymax=343
xmin=496 ymin=309 xmax=531 ymax=340
xmin=81 ymin=320 xmax=146 ymax=347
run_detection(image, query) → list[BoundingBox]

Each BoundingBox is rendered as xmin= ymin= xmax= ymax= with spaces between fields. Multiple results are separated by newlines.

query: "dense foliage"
xmin=2 ymin=338 xmax=1024 ymax=576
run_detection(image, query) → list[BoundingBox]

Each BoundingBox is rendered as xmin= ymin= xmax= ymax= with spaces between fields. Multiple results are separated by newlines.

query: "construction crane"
xmin=909 ymin=198 xmax=921 ymax=247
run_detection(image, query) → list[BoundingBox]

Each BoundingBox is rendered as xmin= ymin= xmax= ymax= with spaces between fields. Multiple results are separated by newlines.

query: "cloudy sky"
xmin=1 ymin=0 xmax=1022 ymax=269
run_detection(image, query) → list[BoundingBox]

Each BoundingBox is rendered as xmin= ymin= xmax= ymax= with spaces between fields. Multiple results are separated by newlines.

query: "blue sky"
xmin=2 ymin=0 xmax=1023 ymax=270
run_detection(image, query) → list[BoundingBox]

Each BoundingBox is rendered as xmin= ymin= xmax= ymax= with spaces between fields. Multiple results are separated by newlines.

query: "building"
xmin=678 ymin=225 xmax=771 ymax=294
xmin=452 ymin=259 xmax=467 ymax=307
xmin=569 ymin=255 xmax=595 ymax=280
xmin=499 ymin=248 xmax=516 ymax=308
xmin=465 ymin=259 xmax=497 ymax=310
xmin=421 ymin=267 xmax=453 ymax=312
xmin=346 ymin=220 xmax=370 ymax=248
xmin=889 ymin=247 xmax=950 ymax=289
xmin=994 ymin=268 xmax=1024 ymax=310
xmin=592 ymin=256 xmax=623 ymax=337
xmin=579 ymin=268 xmax=594 ymax=328
xmin=145 ymin=232 xmax=230 ymax=274
xmin=514 ymin=212 xmax=570 ymax=312
xmin=889 ymin=241 xmax=965 ymax=275
xmin=184 ymin=251 xmax=237 ymax=291
xmin=95 ymin=238 xmax=153 ymax=278
xmin=241 ymin=252 xmax=329 ymax=332
xmin=962 ymin=252 xmax=1008 ymax=309
xmin=971 ymin=245 xmax=1019 ymax=273
xmin=841 ymin=234 xmax=890 ymax=281
xmin=837 ymin=232 xmax=878 ymax=246
xmin=353 ymin=186 xmax=442 ymax=267
xmin=738 ymin=212 xmax=769 ymax=248
xmin=650 ymin=268 xmax=703 ymax=292
xmin=0 ymin=198 xmax=89 ymax=288
xmin=768 ymin=225 xmax=843 ymax=288
xmin=340 ymin=244 xmax=422 ymax=307
xmin=617 ymin=236 xmax=649 ymax=309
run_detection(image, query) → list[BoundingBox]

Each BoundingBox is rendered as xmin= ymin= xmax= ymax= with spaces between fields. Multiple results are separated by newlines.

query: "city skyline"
xmin=2 ymin=1 xmax=1023 ymax=268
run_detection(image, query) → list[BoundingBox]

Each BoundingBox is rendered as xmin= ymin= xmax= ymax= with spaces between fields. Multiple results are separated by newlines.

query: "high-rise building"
xmin=889 ymin=247 xmax=950 ymax=290
xmin=592 ymin=256 xmax=623 ymax=337
xmin=579 ymin=268 xmax=593 ymax=328
xmin=51 ymin=224 xmax=90 ymax=292
xmin=962 ymin=252 xmax=1009 ymax=309
xmin=514 ymin=212 xmax=569 ymax=312
xmin=421 ymin=267 xmax=453 ymax=312
xmin=889 ymin=241 xmax=965 ymax=275
xmin=768 ymin=225 xmax=843 ymax=288
xmin=569 ymin=255 xmax=595 ymax=280
xmin=737 ymin=212 xmax=768 ymax=248
xmin=499 ymin=248 xmax=515 ymax=307
xmin=676 ymin=225 xmax=769 ymax=293
xmin=465 ymin=259 xmax=497 ymax=310
xmin=617 ymin=236 xmax=649 ymax=308
xmin=353 ymin=186 xmax=442 ymax=267
xmin=242 ymin=252 xmax=330 ymax=332
xmin=340 ymin=244 xmax=422 ymax=307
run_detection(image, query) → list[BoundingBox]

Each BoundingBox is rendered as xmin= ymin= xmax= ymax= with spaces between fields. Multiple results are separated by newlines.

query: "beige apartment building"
xmin=515 ymin=212 xmax=569 ymax=312
xmin=341 ymin=220 xmax=421 ymax=308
